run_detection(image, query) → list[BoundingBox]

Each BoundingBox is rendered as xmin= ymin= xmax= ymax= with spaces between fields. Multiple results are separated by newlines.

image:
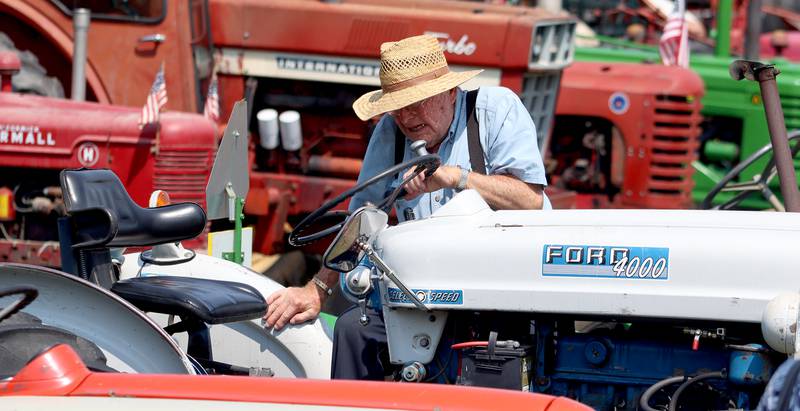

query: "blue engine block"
xmin=528 ymin=322 xmax=774 ymax=410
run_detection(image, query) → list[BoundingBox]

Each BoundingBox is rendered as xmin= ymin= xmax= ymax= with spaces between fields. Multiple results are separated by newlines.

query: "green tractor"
xmin=571 ymin=0 xmax=800 ymax=209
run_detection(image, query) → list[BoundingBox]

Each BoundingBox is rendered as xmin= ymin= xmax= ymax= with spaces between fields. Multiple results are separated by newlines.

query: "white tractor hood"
xmin=375 ymin=190 xmax=800 ymax=323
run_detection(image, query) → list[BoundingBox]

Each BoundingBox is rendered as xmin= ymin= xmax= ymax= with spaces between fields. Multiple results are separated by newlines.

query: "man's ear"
xmin=447 ymin=88 xmax=457 ymax=104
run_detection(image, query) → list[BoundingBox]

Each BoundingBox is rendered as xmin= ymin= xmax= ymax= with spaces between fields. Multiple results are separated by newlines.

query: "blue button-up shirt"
xmin=349 ymin=86 xmax=551 ymax=220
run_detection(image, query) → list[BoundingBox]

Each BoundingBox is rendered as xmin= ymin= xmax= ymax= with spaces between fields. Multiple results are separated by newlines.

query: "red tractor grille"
xmin=646 ymin=94 xmax=702 ymax=207
xmin=154 ymin=150 xmax=214 ymax=207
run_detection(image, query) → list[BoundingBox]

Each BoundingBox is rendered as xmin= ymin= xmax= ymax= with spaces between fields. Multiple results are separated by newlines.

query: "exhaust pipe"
xmin=71 ymin=8 xmax=90 ymax=101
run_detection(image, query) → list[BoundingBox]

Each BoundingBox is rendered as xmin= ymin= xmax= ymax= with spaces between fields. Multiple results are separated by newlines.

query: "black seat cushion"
xmin=111 ymin=276 xmax=267 ymax=324
xmin=60 ymin=168 xmax=206 ymax=247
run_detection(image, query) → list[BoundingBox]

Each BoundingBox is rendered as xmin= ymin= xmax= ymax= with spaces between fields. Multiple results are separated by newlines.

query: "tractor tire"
xmin=0 ymin=311 xmax=113 ymax=377
xmin=0 ymin=32 xmax=65 ymax=98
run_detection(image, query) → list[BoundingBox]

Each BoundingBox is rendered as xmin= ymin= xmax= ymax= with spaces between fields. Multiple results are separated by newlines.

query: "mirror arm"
xmin=361 ymin=241 xmax=429 ymax=312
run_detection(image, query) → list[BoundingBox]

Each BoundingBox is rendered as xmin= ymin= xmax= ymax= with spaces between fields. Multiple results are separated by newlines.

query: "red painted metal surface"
xmin=210 ymin=0 xmax=551 ymax=69
xmin=0 ymin=92 xmax=217 ymax=265
xmin=0 ymin=344 xmax=591 ymax=411
xmin=2 ymin=0 xmax=577 ymax=258
xmin=556 ymin=62 xmax=704 ymax=209
xmin=760 ymin=31 xmax=800 ymax=62
xmin=0 ymin=0 xmax=197 ymax=109
xmin=0 ymin=51 xmax=20 ymax=92
xmin=0 ymin=239 xmax=60 ymax=267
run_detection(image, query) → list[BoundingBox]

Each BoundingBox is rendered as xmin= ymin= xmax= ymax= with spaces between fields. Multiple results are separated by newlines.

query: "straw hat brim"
xmin=353 ymin=69 xmax=483 ymax=120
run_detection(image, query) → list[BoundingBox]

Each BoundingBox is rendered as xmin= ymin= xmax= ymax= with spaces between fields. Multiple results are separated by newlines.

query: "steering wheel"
xmin=288 ymin=153 xmax=441 ymax=247
xmin=0 ymin=285 xmax=38 ymax=323
xmin=701 ymin=130 xmax=800 ymax=210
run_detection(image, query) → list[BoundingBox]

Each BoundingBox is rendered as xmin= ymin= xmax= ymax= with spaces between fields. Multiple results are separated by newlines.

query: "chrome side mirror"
xmin=322 ymin=207 xmax=388 ymax=272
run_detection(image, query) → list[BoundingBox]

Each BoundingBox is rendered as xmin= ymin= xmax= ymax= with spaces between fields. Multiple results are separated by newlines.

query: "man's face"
xmin=390 ymin=89 xmax=456 ymax=148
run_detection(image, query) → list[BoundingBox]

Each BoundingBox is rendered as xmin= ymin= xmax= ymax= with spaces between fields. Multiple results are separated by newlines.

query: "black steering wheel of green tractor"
xmin=0 ymin=285 xmax=38 ymax=323
xmin=701 ymin=130 xmax=800 ymax=211
xmin=288 ymin=153 xmax=441 ymax=247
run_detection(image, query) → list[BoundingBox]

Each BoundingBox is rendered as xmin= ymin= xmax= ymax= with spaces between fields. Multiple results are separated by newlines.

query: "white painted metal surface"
xmin=0 ymin=264 xmax=194 ymax=374
xmin=382 ymin=307 xmax=447 ymax=365
xmin=377 ymin=190 xmax=800 ymax=323
xmin=119 ymin=253 xmax=333 ymax=379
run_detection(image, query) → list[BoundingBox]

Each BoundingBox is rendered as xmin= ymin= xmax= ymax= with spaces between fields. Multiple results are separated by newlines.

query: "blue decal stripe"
xmin=542 ymin=264 xmax=614 ymax=275
xmin=542 ymin=272 xmax=669 ymax=280
xmin=387 ymin=288 xmax=464 ymax=305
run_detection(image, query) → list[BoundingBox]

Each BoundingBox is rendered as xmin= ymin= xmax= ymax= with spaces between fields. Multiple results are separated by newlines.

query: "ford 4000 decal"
xmin=542 ymin=245 xmax=669 ymax=280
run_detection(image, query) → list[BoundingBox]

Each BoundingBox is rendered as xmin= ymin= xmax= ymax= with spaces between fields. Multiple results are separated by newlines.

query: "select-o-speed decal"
xmin=387 ymin=288 xmax=463 ymax=305
xmin=542 ymin=244 xmax=669 ymax=280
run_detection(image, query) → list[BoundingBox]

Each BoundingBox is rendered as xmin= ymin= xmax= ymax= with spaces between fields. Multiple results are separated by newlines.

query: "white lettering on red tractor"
xmin=78 ymin=142 xmax=100 ymax=167
xmin=0 ymin=124 xmax=55 ymax=146
xmin=424 ymin=32 xmax=477 ymax=56
xmin=276 ymin=56 xmax=379 ymax=78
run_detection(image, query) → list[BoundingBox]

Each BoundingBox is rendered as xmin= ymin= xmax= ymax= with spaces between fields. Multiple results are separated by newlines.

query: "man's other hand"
xmin=264 ymin=282 xmax=322 ymax=330
xmin=402 ymin=165 xmax=459 ymax=200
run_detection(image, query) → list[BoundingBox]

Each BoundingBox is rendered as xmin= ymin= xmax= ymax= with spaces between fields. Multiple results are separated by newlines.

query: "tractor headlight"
xmin=762 ymin=292 xmax=800 ymax=354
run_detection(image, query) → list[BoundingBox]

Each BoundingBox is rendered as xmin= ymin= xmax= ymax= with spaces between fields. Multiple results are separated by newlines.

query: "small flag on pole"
xmin=203 ymin=74 xmax=220 ymax=123
xmin=659 ymin=0 xmax=689 ymax=68
xmin=139 ymin=63 xmax=168 ymax=127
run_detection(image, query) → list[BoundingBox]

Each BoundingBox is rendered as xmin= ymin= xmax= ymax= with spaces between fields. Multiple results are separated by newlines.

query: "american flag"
xmin=659 ymin=0 xmax=689 ymax=68
xmin=139 ymin=63 xmax=168 ymax=127
xmin=203 ymin=74 xmax=219 ymax=123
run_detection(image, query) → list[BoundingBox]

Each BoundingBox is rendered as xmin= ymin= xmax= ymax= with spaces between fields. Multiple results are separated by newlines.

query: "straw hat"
xmin=352 ymin=35 xmax=483 ymax=120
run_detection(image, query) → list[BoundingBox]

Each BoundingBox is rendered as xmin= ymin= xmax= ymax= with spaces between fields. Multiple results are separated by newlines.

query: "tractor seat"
xmin=111 ymin=276 xmax=267 ymax=324
xmin=60 ymin=168 xmax=206 ymax=247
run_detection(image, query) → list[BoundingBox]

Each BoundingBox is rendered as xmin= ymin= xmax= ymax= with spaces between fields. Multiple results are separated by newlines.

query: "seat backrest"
xmin=60 ymin=168 xmax=206 ymax=247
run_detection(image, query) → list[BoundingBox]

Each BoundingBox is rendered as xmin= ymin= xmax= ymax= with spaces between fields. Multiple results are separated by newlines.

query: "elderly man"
xmin=264 ymin=34 xmax=550 ymax=379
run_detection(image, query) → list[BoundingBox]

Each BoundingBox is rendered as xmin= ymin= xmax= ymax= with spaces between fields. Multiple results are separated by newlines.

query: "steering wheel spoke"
xmin=715 ymin=190 xmax=756 ymax=210
xmin=762 ymin=186 xmax=786 ymax=212
xmin=0 ymin=285 xmax=38 ymax=322
xmin=719 ymin=180 xmax=764 ymax=193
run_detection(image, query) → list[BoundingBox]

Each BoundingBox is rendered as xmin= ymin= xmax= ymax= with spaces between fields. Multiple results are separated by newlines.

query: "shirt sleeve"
xmin=348 ymin=115 xmax=399 ymax=213
xmin=480 ymin=87 xmax=548 ymax=187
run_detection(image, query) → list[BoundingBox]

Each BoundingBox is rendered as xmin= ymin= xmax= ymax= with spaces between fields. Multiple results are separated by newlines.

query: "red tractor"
xmin=0 ymin=0 xmax=575 ymax=267
xmin=0 ymin=53 xmax=217 ymax=267
xmin=0 ymin=0 xmax=704 ymax=274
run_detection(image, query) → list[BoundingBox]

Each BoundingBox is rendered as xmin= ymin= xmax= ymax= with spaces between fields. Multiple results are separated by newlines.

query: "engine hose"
xmin=668 ymin=371 xmax=725 ymax=411
xmin=639 ymin=376 xmax=688 ymax=411
xmin=451 ymin=341 xmax=489 ymax=350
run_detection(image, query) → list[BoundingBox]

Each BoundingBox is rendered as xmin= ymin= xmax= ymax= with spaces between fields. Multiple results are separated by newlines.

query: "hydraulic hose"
xmin=451 ymin=341 xmax=489 ymax=350
xmin=639 ymin=376 xmax=688 ymax=411
xmin=668 ymin=371 xmax=726 ymax=411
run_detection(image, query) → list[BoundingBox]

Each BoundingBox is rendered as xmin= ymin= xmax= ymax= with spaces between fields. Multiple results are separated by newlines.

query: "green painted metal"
xmin=222 ymin=197 xmax=245 ymax=264
xmin=704 ymin=140 xmax=739 ymax=162
xmin=575 ymin=42 xmax=800 ymax=208
xmin=714 ymin=0 xmax=732 ymax=58
xmin=319 ymin=312 xmax=337 ymax=330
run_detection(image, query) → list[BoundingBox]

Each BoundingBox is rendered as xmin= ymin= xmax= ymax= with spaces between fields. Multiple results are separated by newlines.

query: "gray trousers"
xmin=330 ymin=305 xmax=389 ymax=380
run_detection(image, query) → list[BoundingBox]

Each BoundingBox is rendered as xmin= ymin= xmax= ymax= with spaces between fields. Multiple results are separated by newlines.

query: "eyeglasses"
xmin=388 ymin=96 xmax=433 ymax=118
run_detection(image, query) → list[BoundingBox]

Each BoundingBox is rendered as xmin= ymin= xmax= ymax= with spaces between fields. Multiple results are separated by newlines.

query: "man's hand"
xmin=403 ymin=165 xmax=459 ymax=200
xmin=264 ymin=282 xmax=323 ymax=331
